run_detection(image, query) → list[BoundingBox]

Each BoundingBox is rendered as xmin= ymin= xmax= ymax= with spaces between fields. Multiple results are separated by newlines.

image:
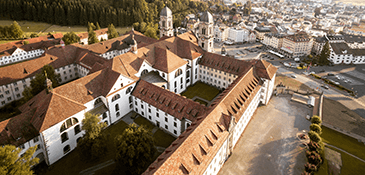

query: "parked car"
xmin=290 ymin=74 xmax=297 ymax=78
xmin=321 ymin=85 xmax=329 ymax=89
xmin=328 ymin=73 xmax=334 ymax=76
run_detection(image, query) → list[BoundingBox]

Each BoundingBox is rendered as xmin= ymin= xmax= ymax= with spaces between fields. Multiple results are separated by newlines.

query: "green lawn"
xmin=181 ymin=82 xmax=220 ymax=101
xmin=134 ymin=116 xmax=155 ymax=131
xmin=321 ymin=126 xmax=365 ymax=160
xmin=316 ymin=146 xmax=365 ymax=175
xmin=42 ymin=120 xmax=129 ymax=175
xmin=153 ymin=129 xmax=176 ymax=148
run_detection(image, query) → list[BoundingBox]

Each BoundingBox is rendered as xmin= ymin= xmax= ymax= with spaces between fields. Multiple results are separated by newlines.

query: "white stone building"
xmin=159 ymin=6 xmax=174 ymax=38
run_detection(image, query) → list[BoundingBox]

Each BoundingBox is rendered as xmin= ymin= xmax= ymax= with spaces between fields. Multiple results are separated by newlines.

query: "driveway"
xmin=218 ymin=96 xmax=312 ymax=175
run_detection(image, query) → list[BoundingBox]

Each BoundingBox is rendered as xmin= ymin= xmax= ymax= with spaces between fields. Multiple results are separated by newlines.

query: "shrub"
xmin=308 ymin=131 xmax=321 ymax=143
xmin=311 ymin=115 xmax=322 ymax=125
xmin=23 ymin=40 xmax=29 ymax=45
xmin=310 ymin=124 xmax=322 ymax=135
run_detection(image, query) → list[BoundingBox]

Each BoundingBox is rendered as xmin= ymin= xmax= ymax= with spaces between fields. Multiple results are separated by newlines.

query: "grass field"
xmin=317 ymin=146 xmax=365 ymax=175
xmin=181 ymin=82 xmax=220 ymax=101
xmin=0 ymin=19 xmax=131 ymax=44
xmin=321 ymin=126 xmax=365 ymax=161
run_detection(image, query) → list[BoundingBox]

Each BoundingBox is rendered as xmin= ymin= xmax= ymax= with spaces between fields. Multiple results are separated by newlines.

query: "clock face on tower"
xmin=202 ymin=38 xmax=205 ymax=41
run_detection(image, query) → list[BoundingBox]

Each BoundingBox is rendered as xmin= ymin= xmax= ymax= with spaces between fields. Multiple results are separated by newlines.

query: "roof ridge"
xmin=118 ymin=57 xmax=131 ymax=77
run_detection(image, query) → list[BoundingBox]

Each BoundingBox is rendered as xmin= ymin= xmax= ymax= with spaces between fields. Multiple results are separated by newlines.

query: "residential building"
xmin=329 ymin=42 xmax=365 ymax=64
xmin=280 ymin=31 xmax=313 ymax=58
xmin=78 ymin=28 xmax=109 ymax=45
xmin=254 ymin=27 xmax=272 ymax=40
xmin=263 ymin=33 xmax=287 ymax=52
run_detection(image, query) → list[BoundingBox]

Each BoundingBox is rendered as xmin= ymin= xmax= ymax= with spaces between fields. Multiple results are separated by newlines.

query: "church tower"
xmin=198 ymin=11 xmax=214 ymax=53
xmin=159 ymin=6 xmax=174 ymax=38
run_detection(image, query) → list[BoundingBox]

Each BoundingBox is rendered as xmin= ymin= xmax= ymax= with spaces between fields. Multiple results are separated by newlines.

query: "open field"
xmin=0 ymin=19 xmax=131 ymax=44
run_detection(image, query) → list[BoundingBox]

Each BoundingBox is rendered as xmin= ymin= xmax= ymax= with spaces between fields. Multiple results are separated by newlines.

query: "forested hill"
xmin=0 ymin=0 xmax=210 ymax=28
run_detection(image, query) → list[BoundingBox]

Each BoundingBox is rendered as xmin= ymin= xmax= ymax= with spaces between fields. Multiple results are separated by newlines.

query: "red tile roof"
xmin=254 ymin=59 xmax=278 ymax=80
xmin=132 ymin=80 xmax=209 ymax=122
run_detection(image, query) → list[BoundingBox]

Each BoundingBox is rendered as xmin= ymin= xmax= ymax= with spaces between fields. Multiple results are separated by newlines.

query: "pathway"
xmin=79 ymin=159 xmax=115 ymax=175
xmin=324 ymin=143 xmax=365 ymax=164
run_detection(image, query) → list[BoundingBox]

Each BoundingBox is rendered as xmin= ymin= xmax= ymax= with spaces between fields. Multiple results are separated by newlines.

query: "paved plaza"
xmin=218 ymin=96 xmax=312 ymax=175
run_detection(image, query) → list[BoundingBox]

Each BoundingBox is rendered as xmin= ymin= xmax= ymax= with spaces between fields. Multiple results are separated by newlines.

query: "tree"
xmin=78 ymin=112 xmax=107 ymax=161
xmin=22 ymin=86 xmax=33 ymax=103
xmin=318 ymin=41 xmax=331 ymax=66
xmin=30 ymin=65 xmax=61 ymax=96
xmin=311 ymin=115 xmax=322 ymax=125
xmin=30 ymin=33 xmax=39 ymax=38
xmin=0 ymin=145 xmax=39 ymax=175
xmin=10 ymin=21 xmax=23 ymax=39
xmin=328 ymin=29 xmax=335 ymax=35
xmin=88 ymin=30 xmax=99 ymax=45
xmin=23 ymin=41 xmax=29 ymax=45
xmin=107 ymin=24 xmax=118 ymax=39
xmin=115 ymin=123 xmax=157 ymax=175
xmin=62 ymin=32 xmax=80 ymax=45
xmin=96 ymin=22 xmax=101 ymax=30
xmin=309 ymin=124 xmax=322 ymax=135
xmin=144 ymin=26 xmax=158 ymax=39
xmin=308 ymin=131 xmax=321 ymax=143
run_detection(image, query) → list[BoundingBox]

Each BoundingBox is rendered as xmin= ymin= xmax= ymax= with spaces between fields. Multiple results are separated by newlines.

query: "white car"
xmin=290 ymin=74 xmax=297 ymax=78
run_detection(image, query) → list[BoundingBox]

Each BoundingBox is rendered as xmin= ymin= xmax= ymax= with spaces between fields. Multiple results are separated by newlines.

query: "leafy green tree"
xmin=309 ymin=124 xmax=322 ymax=135
xmin=107 ymin=24 xmax=118 ymax=39
xmin=30 ymin=65 xmax=61 ymax=96
xmin=139 ymin=22 xmax=147 ymax=33
xmin=30 ymin=33 xmax=39 ymax=38
xmin=23 ymin=41 xmax=29 ymax=45
xmin=318 ymin=42 xmax=330 ymax=66
xmin=96 ymin=22 xmax=101 ymax=30
xmin=144 ymin=26 xmax=158 ymax=39
xmin=308 ymin=131 xmax=321 ymax=143
xmin=133 ymin=22 xmax=140 ymax=31
xmin=115 ymin=123 xmax=157 ymax=175
xmin=21 ymin=86 xmax=33 ymax=103
xmin=0 ymin=145 xmax=39 ymax=175
xmin=311 ymin=115 xmax=322 ymax=125
xmin=62 ymin=32 xmax=80 ymax=45
xmin=10 ymin=21 xmax=24 ymax=39
xmin=88 ymin=30 xmax=99 ymax=45
xmin=79 ymin=112 xmax=108 ymax=161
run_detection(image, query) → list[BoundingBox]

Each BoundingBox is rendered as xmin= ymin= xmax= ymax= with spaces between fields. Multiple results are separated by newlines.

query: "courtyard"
xmin=36 ymin=112 xmax=176 ymax=175
xmin=181 ymin=81 xmax=221 ymax=106
xmin=218 ymin=95 xmax=312 ymax=175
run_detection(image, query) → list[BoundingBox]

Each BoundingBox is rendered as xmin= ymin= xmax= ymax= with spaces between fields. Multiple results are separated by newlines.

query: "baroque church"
xmin=0 ymin=7 xmax=277 ymax=175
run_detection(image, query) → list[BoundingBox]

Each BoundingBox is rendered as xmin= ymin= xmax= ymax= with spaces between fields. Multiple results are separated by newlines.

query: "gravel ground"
xmin=218 ymin=96 xmax=312 ymax=175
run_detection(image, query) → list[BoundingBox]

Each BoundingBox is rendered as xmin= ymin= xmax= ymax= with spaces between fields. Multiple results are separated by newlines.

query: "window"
xmin=141 ymin=104 xmax=144 ymax=109
xmin=148 ymin=108 xmax=151 ymax=113
xmin=63 ymin=145 xmax=71 ymax=154
xmin=116 ymin=112 xmax=120 ymax=117
xmin=1 ymin=101 xmax=5 ymax=105
xmin=129 ymin=104 xmax=133 ymax=109
xmin=16 ymin=94 xmax=20 ymax=98
xmin=0 ymin=95 xmax=3 ymax=98
xmin=5 ymin=91 xmax=9 ymax=94
xmin=165 ymin=117 xmax=168 ymax=122
xmin=103 ymin=112 xmax=107 ymax=119
xmin=202 ymin=28 xmax=206 ymax=35
xmin=149 ymin=115 xmax=152 ymax=120
xmin=60 ymin=117 xmax=79 ymax=133
xmin=61 ymin=132 xmax=69 ymax=143
xmin=141 ymin=111 xmax=144 ymax=116
xmin=111 ymin=94 xmax=120 ymax=102
xmin=174 ymin=122 xmax=177 ymax=127
xmin=7 ymin=97 xmax=11 ymax=101
xmin=74 ymin=125 xmax=81 ymax=135
xmin=156 ymin=113 xmax=159 ymax=117
xmin=126 ymin=87 xmax=133 ymax=94
xmin=33 ymin=137 xmax=39 ymax=143
xmin=165 ymin=125 xmax=168 ymax=130
xmin=129 ymin=96 xmax=133 ymax=103
xmin=174 ymin=81 xmax=177 ymax=88
xmin=115 ymin=104 xmax=119 ymax=111
xmin=15 ymin=87 xmax=19 ymax=91
xmin=175 ymin=69 xmax=183 ymax=78
xmin=174 ymin=130 xmax=177 ymax=135
xmin=36 ymin=144 xmax=41 ymax=151
xmin=19 ymin=144 xmax=25 ymax=149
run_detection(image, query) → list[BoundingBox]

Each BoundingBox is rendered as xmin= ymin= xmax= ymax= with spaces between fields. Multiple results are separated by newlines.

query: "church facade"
xmin=0 ymin=9 xmax=277 ymax=174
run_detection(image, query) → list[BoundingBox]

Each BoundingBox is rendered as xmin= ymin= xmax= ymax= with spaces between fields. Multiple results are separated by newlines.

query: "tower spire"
xmin=44 ymin=70 xmax=53 ymax=93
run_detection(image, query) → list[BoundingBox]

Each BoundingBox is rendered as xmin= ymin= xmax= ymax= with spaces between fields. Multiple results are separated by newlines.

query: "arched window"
xmin=202 ymin=28 xmax=206 ymax=35
xmin=175 ymin=69 xmax=183 ymax=78
xmin=126 ymin=87 xmax=133 ymax=94
xmin=129 ymin=96 xmax=133 ymax=103
xmin=60 ymin=118 xmax=79 ymax=133
xmin=162 ymin=21 xmax=166 ymax=28
xmin=141 ymin=69 xmax=148 ymax=76
xmin=63 ymin=145 xmax=70 ymax=154
xmin=61 ymin=132 xmax=69 ymax=143
xmin=115 ymin=104 xmax=119 ymax=111
xmin=74 ymin=125 xmax=81 ymax=135
xmin=94 ymin=98 xmax=103 ymax=106
xmin=112 ymin=94 xmax=120 ymax=102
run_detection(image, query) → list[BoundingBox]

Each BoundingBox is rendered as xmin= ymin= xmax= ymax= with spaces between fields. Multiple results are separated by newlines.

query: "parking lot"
xmin=218 ymin=96 xmax=312 ymax=175
xmin=214 ymin=42 xmax=264 ymax=60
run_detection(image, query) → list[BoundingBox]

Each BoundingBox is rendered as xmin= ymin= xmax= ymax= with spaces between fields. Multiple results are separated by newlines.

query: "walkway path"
xmin=325 ymin=143 xmax=365 ymax=163
xmin=79 ymin=159 xmax=115 ymax=175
